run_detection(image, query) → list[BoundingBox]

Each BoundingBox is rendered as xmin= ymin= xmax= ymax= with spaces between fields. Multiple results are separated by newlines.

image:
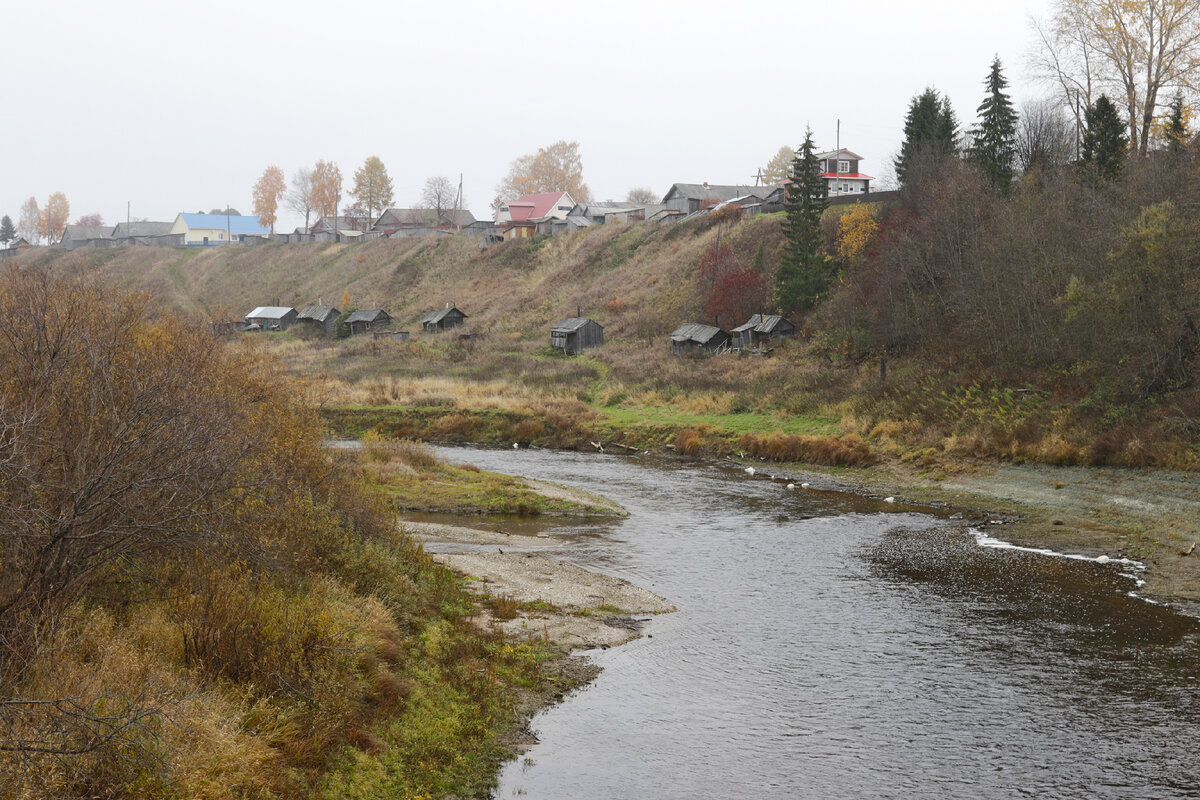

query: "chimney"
xmin=577 ymin=304 xmax=581 ymax=318
xmin=445 ymin=301 xmax=450 ymax=309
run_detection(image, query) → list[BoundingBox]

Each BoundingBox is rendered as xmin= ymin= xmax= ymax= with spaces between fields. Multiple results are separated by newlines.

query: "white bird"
xmin=801 ymin=482 xmax=810 ymax=488
xmin=786 ymin=483 xmax=796 ymax=490
xmin=1096 ymin=555 xmax=1110 ymax=564
xmin=513 ymin=442 xmax=519 ymax=449
xmin=745 ymin=467 xmax=755 ymax=475
xmin=884 ymin=496 xmax=895 ymax=503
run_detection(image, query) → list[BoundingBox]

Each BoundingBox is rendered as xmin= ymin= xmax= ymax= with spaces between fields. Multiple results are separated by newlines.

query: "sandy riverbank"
xmin=405 ymin=520 xmax=675 ymax=648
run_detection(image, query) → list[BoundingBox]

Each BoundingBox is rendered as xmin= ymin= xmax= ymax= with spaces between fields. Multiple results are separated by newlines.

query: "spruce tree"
xmin=775 ymin=128 xmax=832 ymax=314
xmin=1163 ymin=91 xmax=1189 ymax=155
xmin=0 ymin=215 xmax=14 ymax=245
xmin=1080 ymin=94 xmax=1127 ymax=179
xmin=968 ymin=56 xmax=1018 ymax=192
xmin=895 ymin=88 xmax=959 ymax=187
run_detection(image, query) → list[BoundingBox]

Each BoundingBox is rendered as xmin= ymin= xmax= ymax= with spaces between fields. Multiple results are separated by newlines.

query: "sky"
xmin=3 ymin=0 xmax=1056 ymax=232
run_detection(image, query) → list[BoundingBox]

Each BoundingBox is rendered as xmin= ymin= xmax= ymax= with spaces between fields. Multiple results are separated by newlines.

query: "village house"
xmin=295 ymin=304 xmax=340 ymax=335
xmin=245 ymin=306 xmax=298 ymax=331
xmin=421 ymin=304 xmax=468 ymax=333
xmin=345 ymin=308 xmax=392 ymax=335
xmin=730 ymin=314 xmax=796 ymax=350
xmin=59 ymin=224 xmax=115 ymax=250
xmin=661 ymin=183 xmax=775 ymax=215
xmin=110 ymin=220 xmax=175 ymax=245
xmin=550 ymin=317 xmax=604 ymax=356
xmin=814 ymin=149 xmax=873 ymax=197
xmin=494 ymin=192 xmax=577 ymax=240
xmin=372 ymin=208 xmax=476 ymax=237
xmin=171 ymin=213 xmax=270 ymax=246
xmin=670 ymin=323 xmax=732 ymax=356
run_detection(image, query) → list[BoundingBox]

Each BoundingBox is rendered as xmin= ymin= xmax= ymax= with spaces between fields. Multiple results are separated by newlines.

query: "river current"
xmin=428 ymin=446 xmax=1200 ymax=799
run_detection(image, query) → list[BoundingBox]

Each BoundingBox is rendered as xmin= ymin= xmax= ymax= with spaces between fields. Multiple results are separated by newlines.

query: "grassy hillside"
xmin=28 ymin=214 xmax=782 ymax=338
xmin=20 ymin=205 xmax=1200 ymax=470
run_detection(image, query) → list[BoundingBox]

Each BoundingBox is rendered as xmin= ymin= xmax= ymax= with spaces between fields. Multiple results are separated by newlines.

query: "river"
xmin=428 ymin=446 xmax=1200 ymax=799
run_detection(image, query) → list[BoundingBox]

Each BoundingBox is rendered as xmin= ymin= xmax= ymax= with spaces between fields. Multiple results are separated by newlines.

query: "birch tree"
xmin=1036 ymin=0 xmax=1200 ymax=156
xmin=252 ymin=165 xmax=286 ymax=234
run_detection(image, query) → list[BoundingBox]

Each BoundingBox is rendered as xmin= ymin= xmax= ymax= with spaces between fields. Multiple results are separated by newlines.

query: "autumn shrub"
xmin=737 ymin=432 xmax=875 ymax=466
xmin=675 ymin=428 xmax=704 ymax=456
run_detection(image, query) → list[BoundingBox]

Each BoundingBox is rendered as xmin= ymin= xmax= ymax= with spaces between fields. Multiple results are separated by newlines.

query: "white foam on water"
xmin=970 ymin=528 xmax=1145 ymax=572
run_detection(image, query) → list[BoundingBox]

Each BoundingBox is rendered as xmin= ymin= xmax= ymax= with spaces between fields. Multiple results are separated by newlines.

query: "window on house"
xmin=838 ymin=160 xmax=850 ymax=173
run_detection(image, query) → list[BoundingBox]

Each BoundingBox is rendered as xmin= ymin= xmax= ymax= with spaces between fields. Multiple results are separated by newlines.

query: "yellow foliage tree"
xmin=494 ymin=140 xmax=589 ymax=205
xmin=351 ymin=156 xmax=394 ymax=224
xmin=311 ymin=160 xmax=343 ymax=223
xmin=252 ymin=165 xmax=286 ymax=234
xmin=37 ymin=192 xmax=69 ymax=243
xmin=837 ymin=203 xmax=878 ymax=267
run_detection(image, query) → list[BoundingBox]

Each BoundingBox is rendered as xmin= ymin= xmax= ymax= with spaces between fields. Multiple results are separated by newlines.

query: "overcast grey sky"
xmin=3 ymin=0 xmax=1055 ymax=231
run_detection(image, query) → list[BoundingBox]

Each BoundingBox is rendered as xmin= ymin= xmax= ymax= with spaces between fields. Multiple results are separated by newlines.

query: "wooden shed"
xmin=421 ymin=304 xmax=468 ymax=332
xmin=731 ymin=314 xmax=795 ymax=350
xmin=245 ymin=306 xmax=298 ymax=331
xmin=296 ymin=304 xmax=340 ymax=335
xmin=670 ymin=323 xmax=732 ymax=356
xmin=550 ymin=317 xmax=604 ymax=355
xmin=346 ymin=309 xmax=392 ymax=335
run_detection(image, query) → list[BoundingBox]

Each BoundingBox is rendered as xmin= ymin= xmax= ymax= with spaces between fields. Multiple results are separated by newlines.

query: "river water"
xmin=429 ymin=446 xmax=1200 ymax=799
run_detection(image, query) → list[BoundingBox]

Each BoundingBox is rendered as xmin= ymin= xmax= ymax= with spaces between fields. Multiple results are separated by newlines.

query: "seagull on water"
xmin=745 ymin=467 xmax=755 ymax=476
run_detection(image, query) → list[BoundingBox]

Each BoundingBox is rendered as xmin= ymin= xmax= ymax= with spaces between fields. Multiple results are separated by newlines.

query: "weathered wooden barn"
xmin=346 ymin=309 xmax=392 ymax=335
xmin=245 ymin=306 xmax=298 ymax=331
xmin=421 ymin=304 xmax=468 ymax=332
xmin=670 ymin=323 xmax=732 ymax=356
xmin=296 ymin=304 xmax=340 ymax=335
xmin=550 ymin=317 xmax=604 ymax=355
xmin=731 ymin=314 xmax=795 ymax=350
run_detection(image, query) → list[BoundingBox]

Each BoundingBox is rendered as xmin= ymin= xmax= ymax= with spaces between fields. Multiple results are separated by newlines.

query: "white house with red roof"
xmin=494 ymin=191 xmax=577 ymax=240
xmin=813 ymin=149 xmax=872 ymax=197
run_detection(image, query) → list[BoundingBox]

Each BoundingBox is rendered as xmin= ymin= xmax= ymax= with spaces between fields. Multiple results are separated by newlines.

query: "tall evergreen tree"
xmin=0 ymin=215 xmax=14 ymax=245
xmin=775 ymin=128 xmax=832 ymax=314
xmin=895 ymin=88 xmax=958 ymax=187
xmin=1163 ymin=91 xmax=1189 ymax=155
xmin=968 ymin=56 xmax=1018 ymax=192
xmin=1080 ymin=94 xmax=1128 ymax=179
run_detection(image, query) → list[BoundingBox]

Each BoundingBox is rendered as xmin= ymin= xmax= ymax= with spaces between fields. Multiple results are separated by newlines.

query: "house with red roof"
xmin=494 ymin=191 xmax=578 ymax=240
xmin=813 ymin=149 xmax=873 ymax=197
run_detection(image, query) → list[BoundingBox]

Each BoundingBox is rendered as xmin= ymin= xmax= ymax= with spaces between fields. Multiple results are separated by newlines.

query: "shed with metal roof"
xmin=296 ymin=304 xmax=340 ymax=335
xmin=731 ymin=314 xmax=795 ymax=350
xmin=346 ymin=308 xmax=392 ymax=335
xmin=245 ymin=306 xmax=298 ymax=331
xmin=421 ymin=304 xmax=468 ymax=333
xmin=550 ymin=317 xmax=604 ymax=356
xmin=670 ymin=323 xmax=732 ymax=356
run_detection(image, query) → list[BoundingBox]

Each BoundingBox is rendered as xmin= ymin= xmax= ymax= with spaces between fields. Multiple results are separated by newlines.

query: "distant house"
xmin=550 ymin=317 xmax=604 ymax=356
xmin=670 ymin=323 xmax=732 ymax=356
xmin=813 ymin=149 xmax=873 ymax=197
xmin=59 ymin=225 xmax=115 ymax=250
xmin=731 ymin=314 xmax=795 ymax=350
xmin=494 ymin=191 xmax=577 ymax=240
xmin=296 ymin=304 xmax=340 ymax=335
xmin=661 ymin=183 xmax=776 ymax=215
xmin=373 ymin=208 xmax=476 ymax=237
xmin=110 ymin=220 xmax=174 ymax=243
xmin=245 ymin=306 xmax=298 ymax=331
xmin=171 ymin=213 xmax=270 ymax=246
xmin=346 ymin=309 xmax=391 ymax=335
xmin=421 ymin=304 xmax=468 ymax=333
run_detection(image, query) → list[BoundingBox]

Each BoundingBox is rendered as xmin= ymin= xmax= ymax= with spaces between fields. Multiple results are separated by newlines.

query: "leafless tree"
xmin=1016 ymin=97 xmax=1076 ymax=173
xmin=286 ymin=167 xmax=315 ymax=232
xmin=418 ymin=176 xmax=460 ymax=223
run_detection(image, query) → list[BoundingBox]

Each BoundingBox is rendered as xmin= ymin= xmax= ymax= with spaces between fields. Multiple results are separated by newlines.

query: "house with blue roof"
xmin=169 ymin=213 xmax=271 ymax=246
